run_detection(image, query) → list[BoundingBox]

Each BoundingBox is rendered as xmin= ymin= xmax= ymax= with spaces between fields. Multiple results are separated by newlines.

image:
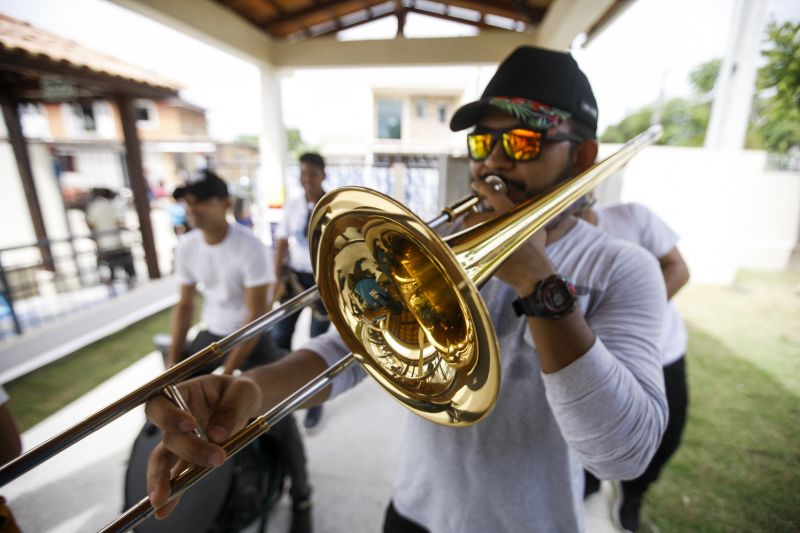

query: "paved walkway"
xmin=2 ymin=311 xmax=623 ymax=533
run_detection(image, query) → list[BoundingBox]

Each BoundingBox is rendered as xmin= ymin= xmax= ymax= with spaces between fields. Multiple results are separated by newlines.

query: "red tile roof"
xmin=0 ymin=13 xmax=181 ymax=92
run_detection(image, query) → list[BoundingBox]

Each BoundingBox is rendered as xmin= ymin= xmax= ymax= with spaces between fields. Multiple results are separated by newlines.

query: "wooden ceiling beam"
xmin=310 ymin=9 xmax=395 ymax=38
xmin=428 ymin=0 xmax=546 ymax=25
xmin=265 ymin=0 xmax=286 ymax=15
xmin=405 ymin=6 xmax=516 ymax=33
xmin=264 ymin=0 xmax=378 ymax=36
xmin=395 ymin=0 xmax=406 ymax=37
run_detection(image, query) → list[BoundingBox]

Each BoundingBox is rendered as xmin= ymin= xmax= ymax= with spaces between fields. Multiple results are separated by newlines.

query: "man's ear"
xmin=573 ymin=138 xmax=599 ymax=174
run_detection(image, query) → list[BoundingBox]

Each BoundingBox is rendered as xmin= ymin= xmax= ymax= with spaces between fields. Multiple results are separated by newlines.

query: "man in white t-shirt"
xmin=169 ymin=170 xmax=314 ymax=533
xmin=273 ymin=152 xmax=330 ymax=430
xmin=578 ymin=201 xmax=690 ymax=532
xmin=144 ymin=47 xmax=668 ymax=533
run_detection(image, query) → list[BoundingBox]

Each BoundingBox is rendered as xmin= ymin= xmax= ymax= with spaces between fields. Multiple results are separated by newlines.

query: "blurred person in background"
xmin=578 ymin=199 xmax=690 ymax=533
xmin=272 ymin=152 xmax=330 ymax=431
xmin=85 ymin=187 xmax=136 ymax=291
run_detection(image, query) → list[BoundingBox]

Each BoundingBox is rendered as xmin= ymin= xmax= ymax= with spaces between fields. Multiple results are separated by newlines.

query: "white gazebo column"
xmin=257 ymin=62 xmax=287 ymax=210
xmin=704 ymin=0 xmax=768 ymax=150
xmin=536 ymin=0 xmax=616 ymax=49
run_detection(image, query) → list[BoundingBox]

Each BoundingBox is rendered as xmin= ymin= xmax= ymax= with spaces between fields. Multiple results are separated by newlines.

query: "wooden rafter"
xmin=404 ymin=6 xmax=515 ymax=33
xmin=310 ymin=9 xmax=395 ymax=38
xmin=264 ymin=0 xmax=380 ymax=36
xmin=395 ymin=0 xmax=406 ymax=37
xmin=425 ymin=1 xmax=545 ymax=25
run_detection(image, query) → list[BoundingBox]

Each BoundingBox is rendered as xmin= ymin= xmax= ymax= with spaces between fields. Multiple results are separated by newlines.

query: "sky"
xmin=0 ymin=0 xmax=797 ymax=141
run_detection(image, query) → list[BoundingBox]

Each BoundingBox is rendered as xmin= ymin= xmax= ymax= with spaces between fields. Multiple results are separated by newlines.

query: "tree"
xmin=600 ymin=59 xmax=718 ymax=146
xmin=233 ymin=130 xmax=318 ymax=158
xmin=689 ymin=58 xmax=722 ymax=95
xmin=751 ymin=21 xmax=800 ymax=153
xmin=602 ymin=19 xmax=800 ymax=156
xmin=286 ymin=128 xmax=318 ymax=159
xmin=234 ymin=134 xmax=259 ymax=148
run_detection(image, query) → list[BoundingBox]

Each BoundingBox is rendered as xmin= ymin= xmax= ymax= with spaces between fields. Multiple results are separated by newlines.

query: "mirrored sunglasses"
xmin=467 ymin=127 xmax=582 ymax=162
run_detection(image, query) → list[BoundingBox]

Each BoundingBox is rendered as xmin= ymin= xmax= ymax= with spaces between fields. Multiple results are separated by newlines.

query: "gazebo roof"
xmin=0 ymin=13 xmax=180 ymax=101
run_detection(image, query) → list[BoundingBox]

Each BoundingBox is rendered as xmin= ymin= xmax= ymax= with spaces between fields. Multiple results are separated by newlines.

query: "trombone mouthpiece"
xmin=483 ymin=175 xmax=507 ymax=195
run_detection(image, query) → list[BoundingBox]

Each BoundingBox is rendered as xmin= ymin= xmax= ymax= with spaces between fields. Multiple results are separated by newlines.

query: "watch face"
xmin=512 ymin=274 xmax=577 ymax=318
xmin=541 ymin=275 xmax=577 ymax=315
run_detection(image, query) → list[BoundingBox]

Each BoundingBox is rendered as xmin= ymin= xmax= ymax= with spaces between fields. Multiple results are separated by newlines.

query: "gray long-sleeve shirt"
xmin=304 ymin=219 xmax=667 ymax=532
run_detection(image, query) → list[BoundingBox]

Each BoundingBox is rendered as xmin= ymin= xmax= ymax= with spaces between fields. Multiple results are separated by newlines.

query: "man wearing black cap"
xmin=167 ymin=170 xmax=273 ymax=374
xmin=144 ymin=47 xmax=667 ymax=533
xmin=168 ymin=169 xmax=314 ymax=533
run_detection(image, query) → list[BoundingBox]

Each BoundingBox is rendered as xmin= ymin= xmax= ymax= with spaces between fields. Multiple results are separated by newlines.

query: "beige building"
xmin=16 ymin=97 xmax=215 ymax=206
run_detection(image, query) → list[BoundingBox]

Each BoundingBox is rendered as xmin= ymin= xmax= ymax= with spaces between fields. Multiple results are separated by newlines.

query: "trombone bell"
xmin=310 ymin=188 xmax=501 ymax=426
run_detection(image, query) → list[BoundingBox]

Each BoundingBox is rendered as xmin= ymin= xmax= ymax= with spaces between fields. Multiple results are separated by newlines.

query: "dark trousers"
xmin=585 ymin=356 xmax=689 ymax=496
xmin=97 ymin=248 xmax=136 ymax=282
xmin=183 ymin=330 xmax=313 ymax=502
xmin=274 ymin=271 xmax=330 ymax=351
xmin=383 ymin=501 xmax=430 ymax=533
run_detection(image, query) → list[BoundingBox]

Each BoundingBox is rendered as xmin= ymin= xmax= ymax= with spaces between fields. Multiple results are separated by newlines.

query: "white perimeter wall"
xmin=597 ymin=145 xmax=800 ymax=284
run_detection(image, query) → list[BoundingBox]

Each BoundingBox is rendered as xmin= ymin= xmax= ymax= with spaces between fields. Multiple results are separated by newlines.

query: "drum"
xmin=125 ymin=422 xmax=285 ymax=533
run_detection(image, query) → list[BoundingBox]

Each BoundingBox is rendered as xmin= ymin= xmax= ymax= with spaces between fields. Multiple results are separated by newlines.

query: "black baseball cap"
xmin=173 ymin=170 xmax=229 ymax=201
xmin=450 ymin=46 xmax=598 ymax=136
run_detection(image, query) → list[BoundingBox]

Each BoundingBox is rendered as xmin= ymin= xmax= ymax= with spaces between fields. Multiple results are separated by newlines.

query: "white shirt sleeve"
xmin=275 ymin=199 xmax=292 ymax=240
xmin=302 ymin=329 xmax=367 ymax=397
xmin=542 ymin=244 xmax=668 ymax=480
xmin=174 ymin=237 xmax=196 ymax=286
xmin=631 ymin=203 xmax=680 ymax=258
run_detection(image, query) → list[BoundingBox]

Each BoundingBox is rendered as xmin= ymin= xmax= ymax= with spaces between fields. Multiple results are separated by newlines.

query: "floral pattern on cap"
xmin=488 ymin=97 xmax=571 ymax=130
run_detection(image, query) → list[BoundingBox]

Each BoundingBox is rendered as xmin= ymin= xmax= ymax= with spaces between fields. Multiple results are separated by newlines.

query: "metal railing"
xmin=0 ymin=229 xmax=146 ymax=340
xmin=284 ymin=158 xmax=442 ymax=221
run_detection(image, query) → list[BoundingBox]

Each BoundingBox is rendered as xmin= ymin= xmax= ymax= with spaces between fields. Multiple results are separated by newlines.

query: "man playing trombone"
xmin=146 ymin=46 xmax=668 ymax=533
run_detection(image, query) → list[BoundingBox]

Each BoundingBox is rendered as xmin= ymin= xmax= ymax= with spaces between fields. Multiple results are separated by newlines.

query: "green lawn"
xmin=4 ymin=271 xmax=799 ymax=531
xmin=5 ymin=309 xmax=173 ymax=431
xmin=642 ymin=270 xmax=800 ymax=532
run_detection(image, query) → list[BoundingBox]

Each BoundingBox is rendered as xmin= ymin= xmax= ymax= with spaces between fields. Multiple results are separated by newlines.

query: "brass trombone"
xmin=0 ymin=176 xmax=505 ymax=488
xmin=3 ymin=125 xmax=661 ymax=532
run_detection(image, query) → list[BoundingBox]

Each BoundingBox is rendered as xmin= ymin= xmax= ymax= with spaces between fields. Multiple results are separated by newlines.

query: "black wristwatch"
xmin=512 ymin=274 xmax=577 ymax=319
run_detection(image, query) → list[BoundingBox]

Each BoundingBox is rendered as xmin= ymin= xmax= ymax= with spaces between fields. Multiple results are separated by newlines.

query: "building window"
xmin=416 ymin=99 xmax=426 ymax=118
xmin=134 ymin=100 xmax=159 ymax=130
xmin=438 ymin=104 xmax=448 ymax=123
xmin=376 ymin=98 xmax=402 ymax=139
xmin=71 ymin=102 xmax=96 ymax=131
xmin=56 ymin=154 xmax=76 ymax=173
xmin=135 ymin=105 xmax=150 ymax=122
